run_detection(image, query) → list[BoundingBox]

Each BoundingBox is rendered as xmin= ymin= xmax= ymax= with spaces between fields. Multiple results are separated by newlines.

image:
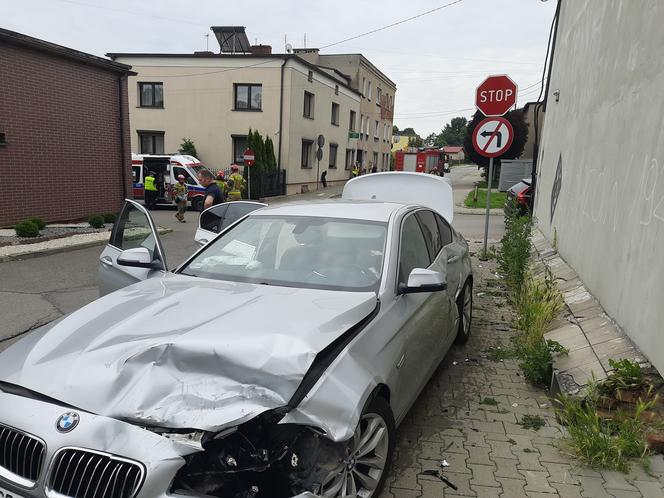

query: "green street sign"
xmin=348 ymin=131 xmax=360 ymax=139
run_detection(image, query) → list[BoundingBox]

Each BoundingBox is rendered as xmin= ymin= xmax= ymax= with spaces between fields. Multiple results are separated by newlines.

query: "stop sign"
xmin=475 ymin=75 xmax=518 ymax=116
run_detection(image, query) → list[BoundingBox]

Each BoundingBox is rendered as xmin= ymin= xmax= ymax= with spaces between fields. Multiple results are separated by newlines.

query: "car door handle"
xmin=447 ymin=255 xmax=460 ymax=264
xmin=100 ymin=256 xmax=113 ymax=267
xmin=396 ymin=354 xmax=406 ymax=369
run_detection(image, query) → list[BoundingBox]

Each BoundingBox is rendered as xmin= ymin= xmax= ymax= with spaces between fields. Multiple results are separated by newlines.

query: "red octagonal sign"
xmin=475 ymin=75 xmax=518 ymax=117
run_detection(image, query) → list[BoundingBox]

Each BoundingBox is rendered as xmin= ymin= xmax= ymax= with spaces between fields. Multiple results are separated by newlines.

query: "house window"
xmin=308 ymin=70 xmax=313 ymax=82
xmin=374 ymin=120 xmax=379 ymax=140
xmin=0 ymin=132 xmax=6 ymax=145
xmin=139 ymin=82 xmax=163 ymax=108
xmin=349 ymin=110 xmax=356 ymax=131
xmin=331 ymin=103 xmax=340 ymax=126
xmin=304 ymin=91 xmax=315 ymax=119
xmin=232 ymin=135 xmax=248 ymax=164
xmin=234 ymin=84 xmax=262 ymax=111
xmin=138 ymin=131 xmax=164 ymax=154
xmin=329 ymin=143 xmax=338 ymax=168
xmin=377 ymin=87 xmax=382 ymax=106
xmin=367 ymin=81 xmax=372 ymax=101
xmin=301 ymin=139 xmax=313 ymax=168
xmin=345 ymin=149 xmax=355 ymax=170
xmin=373 ymin=152 xmax=378 ymax=168
xmin=362 ymin=77 xmax=367 ymax=97
xmin=335 ymin=85 xmax=339 ymax=95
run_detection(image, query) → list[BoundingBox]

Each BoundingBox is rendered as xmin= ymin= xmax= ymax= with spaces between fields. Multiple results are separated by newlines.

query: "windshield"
xmin=190 ymin=164 xmax=206 ymax=176
xmin=181 ymin=215 xmax=388 ymax=292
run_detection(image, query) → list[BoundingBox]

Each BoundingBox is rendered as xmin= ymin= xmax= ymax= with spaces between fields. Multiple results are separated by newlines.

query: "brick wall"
xmin=0 ymin=42 xmax=132 ymax=227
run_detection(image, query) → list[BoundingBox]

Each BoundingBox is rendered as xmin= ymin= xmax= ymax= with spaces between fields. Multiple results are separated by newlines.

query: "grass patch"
xmin=557 ymin=385 xmax=653 ymax=471
xmin=484 ymin=347 xmax=517 ymax=361
xmin=519 ymin=414 xmax=546 ymax=431
xmin=480 ymin=397 xmax=499 ymax=406
xmin=464 ymin=189 xmax=507 ymax=209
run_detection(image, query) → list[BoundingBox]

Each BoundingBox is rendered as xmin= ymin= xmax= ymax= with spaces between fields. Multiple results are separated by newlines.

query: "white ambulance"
xmin=131 ymin=153 xmax=209 ymax=211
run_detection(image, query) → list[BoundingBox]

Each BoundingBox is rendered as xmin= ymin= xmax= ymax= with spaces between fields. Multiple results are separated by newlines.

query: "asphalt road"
xmin=0 ymin=168 xmax=503 ymax=350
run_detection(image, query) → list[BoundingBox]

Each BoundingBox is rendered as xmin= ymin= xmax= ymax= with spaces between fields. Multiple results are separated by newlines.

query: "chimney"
xmin=250 ymin=44 xmax=272 ymax=55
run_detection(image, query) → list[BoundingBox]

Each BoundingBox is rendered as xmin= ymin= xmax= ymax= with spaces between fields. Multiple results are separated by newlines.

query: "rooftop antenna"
xmin=205 ymin=33 xmax=209 ymax=51
xmin=304 ymin=33 xmax=307 ymax=48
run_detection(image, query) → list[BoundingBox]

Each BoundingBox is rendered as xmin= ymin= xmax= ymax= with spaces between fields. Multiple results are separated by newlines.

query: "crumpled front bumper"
xmin=0 ymin=392 xmax=325 ymax=498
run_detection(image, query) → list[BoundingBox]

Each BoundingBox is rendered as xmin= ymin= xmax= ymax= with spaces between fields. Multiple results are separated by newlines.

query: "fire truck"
xmin=394 ymin=148 xmax=446 ymax=174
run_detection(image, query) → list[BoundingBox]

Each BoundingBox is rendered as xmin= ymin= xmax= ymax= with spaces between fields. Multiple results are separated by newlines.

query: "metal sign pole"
xmin=483 ymin=157 xmax=494 ymax=253
xmin=316 ymin=158 xmax=320 ymax=191
xmin=248 ymin=168 xmax=251 ymax=200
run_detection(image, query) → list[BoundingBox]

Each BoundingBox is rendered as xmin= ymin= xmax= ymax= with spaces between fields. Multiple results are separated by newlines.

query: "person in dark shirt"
xmin=197 ymin=169 xmax=224 ymax=210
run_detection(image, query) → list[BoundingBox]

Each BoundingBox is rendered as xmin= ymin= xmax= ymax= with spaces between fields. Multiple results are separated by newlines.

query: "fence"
xmin=215 ymin=167 xmax=286 ymax=200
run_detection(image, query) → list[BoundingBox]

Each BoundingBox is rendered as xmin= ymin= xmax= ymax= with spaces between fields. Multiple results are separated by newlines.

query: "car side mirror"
xmin=117 ymin=247 xmax=162 ymax=269
xmin=398 ymin=268 xmax=447 ymax=295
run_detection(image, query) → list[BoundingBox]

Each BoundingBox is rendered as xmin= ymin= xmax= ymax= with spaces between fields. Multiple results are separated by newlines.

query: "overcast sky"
xmin=5 ymin=0 xmax=556 ymax=136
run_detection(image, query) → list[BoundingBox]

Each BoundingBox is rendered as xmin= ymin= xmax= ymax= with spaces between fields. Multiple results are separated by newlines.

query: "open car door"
xmin=98 ymin=199 xmax=167 ymax=296
xmin=194 ymin=201 xmax=267 ymax=247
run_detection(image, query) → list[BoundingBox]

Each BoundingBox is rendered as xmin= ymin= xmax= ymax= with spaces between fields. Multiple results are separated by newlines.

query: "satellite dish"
xmin=285 ymin=43 xmax=293 ymax=53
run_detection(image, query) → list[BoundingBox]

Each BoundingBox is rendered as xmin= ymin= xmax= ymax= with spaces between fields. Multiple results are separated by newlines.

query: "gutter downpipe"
xmin=118 ymin=74 xmax=129 ymax=200
xmin=532 ymin=0 xmax=561 ymax=211
xmin=277 ymin=56 xmax=288 ymax=175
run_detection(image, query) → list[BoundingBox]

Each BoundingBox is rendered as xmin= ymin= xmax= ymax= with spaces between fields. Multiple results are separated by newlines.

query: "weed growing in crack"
xmin=556 ymin=382 xmax=654 ymax=472
xmin=519 ymin=414 xmax=546 ymax=431
xmin=479 ymin=397 xmax=499 ymax=406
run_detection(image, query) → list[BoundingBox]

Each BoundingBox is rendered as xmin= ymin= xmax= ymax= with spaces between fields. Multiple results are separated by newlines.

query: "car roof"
xmin=251 ymin=199 xmax=407 ymax=222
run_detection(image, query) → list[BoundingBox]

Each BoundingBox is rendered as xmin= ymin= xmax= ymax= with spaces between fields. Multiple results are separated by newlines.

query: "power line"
xmin=319 ymin=0 xmax=466 ymax=49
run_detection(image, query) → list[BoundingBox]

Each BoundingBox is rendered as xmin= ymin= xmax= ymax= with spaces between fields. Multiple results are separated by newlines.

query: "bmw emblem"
xmin=56 ymin=412 xmax=80 ymax=433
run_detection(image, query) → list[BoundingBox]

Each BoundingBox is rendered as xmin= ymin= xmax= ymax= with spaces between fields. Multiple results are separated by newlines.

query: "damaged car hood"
xmin=0 ymin=274 xmax=377 ymax=431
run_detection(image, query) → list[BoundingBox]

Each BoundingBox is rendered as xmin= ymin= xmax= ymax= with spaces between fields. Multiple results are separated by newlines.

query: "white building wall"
xmin=534 ymin=0 xmax=664 ymax=373
xmin=281 ymin=61 xmax=361 ymax=193
xmin=114 ymin=55 xmax=360 ymax=193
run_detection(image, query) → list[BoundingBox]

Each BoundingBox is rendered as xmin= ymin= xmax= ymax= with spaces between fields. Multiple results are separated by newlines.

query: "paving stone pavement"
xmin=379 ymin=246 xmax=664 ymax=498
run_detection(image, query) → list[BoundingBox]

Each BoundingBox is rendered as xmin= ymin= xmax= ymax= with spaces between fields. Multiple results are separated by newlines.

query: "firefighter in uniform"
xmin=144 ymin=171 xmax=157 ymax=209
xmin=227 ymin=164 xmax=246 ymax=201
xmin=173 ymin=174 xmax=189 ymax=222
xmin=215 ymin=171 xmax=228 ymax=200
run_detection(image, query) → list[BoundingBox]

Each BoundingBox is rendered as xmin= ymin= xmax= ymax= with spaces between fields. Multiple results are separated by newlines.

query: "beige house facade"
xmin=110 ymin=52 xmax=361 ymax=194
xmin=293 ymin=51 xmax=397 ymax=173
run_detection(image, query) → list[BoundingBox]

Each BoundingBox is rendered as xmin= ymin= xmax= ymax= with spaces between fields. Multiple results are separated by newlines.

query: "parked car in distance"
xmin=0 ymin=173 xmax=472 ymax=498
xmin=506 ymin=178 xmax=532 ymax=215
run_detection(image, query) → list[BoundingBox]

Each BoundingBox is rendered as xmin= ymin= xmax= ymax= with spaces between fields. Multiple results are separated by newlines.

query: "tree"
xmin=463 ymin=110 xmax=529 ymax=181
xmin=424 ymin=132 xmax=437 ymax=147
xmin=179 ymin=137 xmax=198 ymax=157
xmin=434 ymin=117 xmax=468 ymax=147
xmin=392 ymin=124 xmax=400 ymax=134
xmin=400 ymin=127 xmax=417 ymax=137
xmin=407 ymin=135 xmax=423 ymax=148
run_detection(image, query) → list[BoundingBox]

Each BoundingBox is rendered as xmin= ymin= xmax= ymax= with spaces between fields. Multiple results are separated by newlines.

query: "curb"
xmin=455 ymin=206 xmax=504 ymax=216
xmin=0 ymin=228 xmax=173 ymax=264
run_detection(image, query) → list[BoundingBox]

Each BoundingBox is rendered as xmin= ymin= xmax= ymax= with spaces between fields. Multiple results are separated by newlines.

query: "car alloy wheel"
xmin=454 ymin=279 xmax=473 ymax=344
xmin=320 ymin=399 xmax=393 ymax=498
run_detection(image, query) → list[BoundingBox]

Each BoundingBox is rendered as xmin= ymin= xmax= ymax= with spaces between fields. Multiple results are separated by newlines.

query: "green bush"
xmin=15 ymin=220 xmax=40 ymax=237
xmin=88 ymin=214 xmax=105 ymax=229
xmin=27 ymin=217 xmax=47 ymax=230
xmin=102 ymin=212 xmax=117 ymax=224
xmin=498 ymin=205 xmax=533 ymax=293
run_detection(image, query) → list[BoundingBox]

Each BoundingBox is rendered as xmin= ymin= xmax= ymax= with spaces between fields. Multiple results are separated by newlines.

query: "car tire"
xmin=320 ymin=395 xmax=395 ymax=498
xmin=454 ymin=279 xmax=473 ymax=344
xmin=191 ymin=196 xmax=203 ymax=212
